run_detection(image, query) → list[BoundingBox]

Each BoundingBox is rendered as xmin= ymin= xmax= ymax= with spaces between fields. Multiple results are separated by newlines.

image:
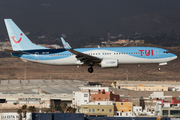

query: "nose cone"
xmin=171 ymin=53 xmax=178 ymax=60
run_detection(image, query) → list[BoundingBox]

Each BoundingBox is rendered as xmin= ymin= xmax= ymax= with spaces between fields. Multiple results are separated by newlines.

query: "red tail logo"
xmin=11 ymin=33 xmax=23 ymax=43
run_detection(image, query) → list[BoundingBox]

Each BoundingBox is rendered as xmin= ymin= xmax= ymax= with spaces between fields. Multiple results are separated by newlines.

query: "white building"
xmin=72 ymin=90 xmax=91 ymax=107
xmin=114 ymin=111 xmax=134 ymax=117
xmin=149 ymin=92 xmax=172 ymax=99
xmin=72 ymin=86 xmax=110 ymax=112
xmin=172 ymin=87 xmax=180 ymax=91
xmin=154 ymin=101 xmax=162 ymax=116
xmin=133 ymin=106 xmax=142 ymax=116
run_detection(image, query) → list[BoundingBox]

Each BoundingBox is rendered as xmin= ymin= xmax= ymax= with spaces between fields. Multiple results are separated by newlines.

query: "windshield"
xmin=163 ymin=51 xmax=169 ymax=54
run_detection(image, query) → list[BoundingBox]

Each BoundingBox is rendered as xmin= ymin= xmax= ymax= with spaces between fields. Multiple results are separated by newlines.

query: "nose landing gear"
xmin=158 ymin=67 xmax=161 ymax=71
xmin=88 ymin=66 xmax=94 ymax=73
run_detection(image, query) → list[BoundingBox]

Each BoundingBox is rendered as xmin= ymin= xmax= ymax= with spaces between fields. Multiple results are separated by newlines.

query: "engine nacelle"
xmin=101 ymin=59 xmax=118 ymax=68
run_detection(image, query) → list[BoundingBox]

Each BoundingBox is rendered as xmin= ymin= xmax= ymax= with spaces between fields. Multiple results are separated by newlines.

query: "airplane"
xmin=4 ymin=19 xmax=177 ymax=73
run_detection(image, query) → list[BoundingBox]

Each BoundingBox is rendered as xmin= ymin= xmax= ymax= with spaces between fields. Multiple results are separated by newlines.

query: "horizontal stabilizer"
xmin=4 ymin=49 xmax=29 ymax=54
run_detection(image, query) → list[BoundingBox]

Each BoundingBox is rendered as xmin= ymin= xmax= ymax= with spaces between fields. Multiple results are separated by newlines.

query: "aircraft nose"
xmin=175 ymin=55 xmax=178 ymax=59
xmin=171 ymin=53 xmax=177 ymax=60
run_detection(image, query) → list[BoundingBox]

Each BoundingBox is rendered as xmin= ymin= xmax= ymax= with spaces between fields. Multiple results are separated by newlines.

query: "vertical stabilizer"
xmin=4 ymin=19 xmax=48 ymax=51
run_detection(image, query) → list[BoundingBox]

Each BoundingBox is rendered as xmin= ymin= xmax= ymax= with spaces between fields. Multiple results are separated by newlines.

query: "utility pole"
xmin=24 ymin=67 xmax=26 ymax=80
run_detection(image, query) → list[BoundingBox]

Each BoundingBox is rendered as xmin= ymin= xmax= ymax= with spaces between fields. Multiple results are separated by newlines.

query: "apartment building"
xmin=72 ymin=86 xmax=110 ymax=112
xmin=91 ymin=89 xmax=120 ymax=102
xmin=81 ymin=101 xmax=114 ymax=117
xmin=114 ymin=102 xmax=133 ymax=117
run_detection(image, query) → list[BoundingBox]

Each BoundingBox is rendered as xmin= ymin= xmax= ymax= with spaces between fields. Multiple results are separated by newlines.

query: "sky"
xmin=0 ymin=0 xmax=180 ymax=38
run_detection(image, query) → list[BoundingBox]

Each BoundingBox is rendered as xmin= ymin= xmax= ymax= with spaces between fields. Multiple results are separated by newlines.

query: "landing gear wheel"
xmin=158 ymin=67 xmax=161 ymax=71
xmin=88 ymin=67 xmax=94 ymax=73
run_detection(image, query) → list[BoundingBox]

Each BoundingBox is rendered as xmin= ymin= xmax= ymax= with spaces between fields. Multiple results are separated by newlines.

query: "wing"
xmin=61 ymin=37 xmax=102 ymax=64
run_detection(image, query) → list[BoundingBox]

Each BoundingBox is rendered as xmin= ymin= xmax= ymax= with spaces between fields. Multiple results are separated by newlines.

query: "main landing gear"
xmin=88 ymin=66 xmax=94 ymax=73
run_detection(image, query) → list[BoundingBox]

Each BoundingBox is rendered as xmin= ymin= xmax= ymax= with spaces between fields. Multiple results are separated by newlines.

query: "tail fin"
xmin=4 ymin=19 xmax=48 ymax=51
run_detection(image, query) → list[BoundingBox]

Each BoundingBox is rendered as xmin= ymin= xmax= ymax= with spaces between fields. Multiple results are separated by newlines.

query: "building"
xmin=161 ymin=107 xmax=180 ymax=117
xmin=0 ymin=80 xmax=86 ymax=112
xmin=79 ymin=86 xmax=109 ymax=92
xmin=119 ymin=85 xmax=168 ymax=91
xmin=114 ymin=102 xmax=133 ymax=117
xmin=135 ymin=40 xmax=144 ymax=44
xmin=133 ymin=106 xmax=142 ymax=116
xmin=1 ymin=41 xmax=12 ymax=51
xmin=115 ymin=39 xmax=129 ymax=44
xmin=157 ymin=97 xmax=180 ymax=117
xmin=111 ymin=80 xmax=180 ymax=91
xmin=81 ymin=101 xmax=114 ymax=117
xmin=173 ymin=97 xmax=180 ymax=104
xmin=72 ymin=86 xmax=110 ymax=112
xmin=86 ymin=82 xmax=102 ymax=86
xmin=72 ymin=90 xmax=91 ymax=108
xmin=112 ymin=80 xmax=172 ymax=91
xmin=149 ymin=92 xmax=172 ymax=99
xmin=91 ymin=89 xmax=120 ymax=102
xmin=0 ymin=93 xmax=72 ymax=110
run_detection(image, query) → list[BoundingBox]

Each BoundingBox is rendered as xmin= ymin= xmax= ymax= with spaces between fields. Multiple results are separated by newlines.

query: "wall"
xmin=173 ymin=97 xmax=180 ymax=104
xmin=80 ymin=86 xmax=109 ymax=92
xmin=114 ymin=102 xmax=132 ymax=112
xmin=120 ymin=86 xmax=168 ymax=91
xmin=32 ymin=113 xmax=84 ymax=120
xmin=91 ymin=90 xmax=120 ymax=102
xmin=1 ymin=113 xmax=32 ymax=120
xmin=72 ymin=91 xmax=90 ymax=107
xmin=85 ymin=117 xmax=159 ymax=120
xmin=0 ymin=100 xmax=50 ymax=109
xmin=81 ymin=105 xmax=114 ymax=117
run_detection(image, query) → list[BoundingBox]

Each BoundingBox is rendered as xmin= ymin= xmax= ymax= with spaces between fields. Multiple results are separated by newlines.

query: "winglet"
xmin=61 ymin=37 xmax=71 ymax=49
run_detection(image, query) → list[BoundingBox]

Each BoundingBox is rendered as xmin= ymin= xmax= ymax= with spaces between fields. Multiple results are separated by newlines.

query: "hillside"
xmin=0 ymin=46 xmax=179 ymax=86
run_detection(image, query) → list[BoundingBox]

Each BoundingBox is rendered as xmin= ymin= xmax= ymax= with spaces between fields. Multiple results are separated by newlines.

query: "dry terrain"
xmin=0 ymin=46 xmax=179 ymax=86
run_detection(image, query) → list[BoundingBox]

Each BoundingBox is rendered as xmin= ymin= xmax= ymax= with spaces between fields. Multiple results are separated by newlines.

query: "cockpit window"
xmin=163 ymin=51 xmax=169 ymax=54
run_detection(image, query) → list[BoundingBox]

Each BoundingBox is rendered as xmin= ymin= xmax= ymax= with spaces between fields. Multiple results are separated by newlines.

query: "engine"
xmin=100 ymin=59 xmax=118 ymax=68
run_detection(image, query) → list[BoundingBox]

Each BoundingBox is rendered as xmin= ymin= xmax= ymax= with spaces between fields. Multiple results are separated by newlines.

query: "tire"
xmin=88 ymin=67 xmax=93 ymax=73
